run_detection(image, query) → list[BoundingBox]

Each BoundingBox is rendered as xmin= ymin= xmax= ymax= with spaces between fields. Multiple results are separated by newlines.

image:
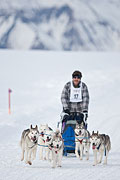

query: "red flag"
xmin=8 ymin=88 xmax=12 ymax=93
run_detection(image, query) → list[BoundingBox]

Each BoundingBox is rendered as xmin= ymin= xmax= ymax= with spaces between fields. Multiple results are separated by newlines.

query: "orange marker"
xmin=8 ymin=88 xmax=12 ymax=114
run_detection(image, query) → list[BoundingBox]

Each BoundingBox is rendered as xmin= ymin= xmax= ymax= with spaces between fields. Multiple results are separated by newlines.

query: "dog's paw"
xmin=58 ymin=165 xmax=62 ymax=168
xmin=44 ymin=157 xmax=47 ymax=160
xmin=28 ymin=161 xmax=32 ymax=165
xmin=52 ymin=166 xmax=55 ymax=168
xmin=80 ymin=157 xmax=83 ymax=160
xmin=93 ymin=162 xmax=97 ymax=166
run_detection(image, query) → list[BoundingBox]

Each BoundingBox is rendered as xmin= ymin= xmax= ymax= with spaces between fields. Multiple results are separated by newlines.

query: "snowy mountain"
xmin=0 ymin=0 xmax=120 ymax=50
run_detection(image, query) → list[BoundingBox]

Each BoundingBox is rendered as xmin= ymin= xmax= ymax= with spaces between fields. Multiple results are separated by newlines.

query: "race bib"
xmin=70 ymin=82 xmax=82 ymax=102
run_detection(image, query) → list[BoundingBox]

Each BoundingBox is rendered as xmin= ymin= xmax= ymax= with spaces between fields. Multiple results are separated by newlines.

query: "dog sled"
xmin=58 ymin=112 xmax=85 ymax=156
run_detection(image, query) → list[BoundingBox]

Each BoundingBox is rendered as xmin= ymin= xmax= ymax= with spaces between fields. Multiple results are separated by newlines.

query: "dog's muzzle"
xmin=46 ymin=137 xmax=51 ymax=142
xmin=56 ymin=144 xmax=59 ymax=149
xmin=31 ymin=136 xmax=37 ymax=142
xmin=92 ymin=143 xmax=96 ymax=150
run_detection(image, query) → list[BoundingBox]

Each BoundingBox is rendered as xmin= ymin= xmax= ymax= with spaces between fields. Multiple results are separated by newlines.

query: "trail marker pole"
xmin=8 ymin=88 xmax=12 ymax=114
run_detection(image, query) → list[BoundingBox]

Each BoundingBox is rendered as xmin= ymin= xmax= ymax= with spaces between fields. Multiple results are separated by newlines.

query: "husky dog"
xmin=75 ymin=122 xmax=90 ymax=160
xmin=39 ymin=124 xmax=52 ymax=160
xmin=91 ymin=131 xmax=111 ymax=166
xmin=44 ymin=128 xmax=54 ymax=161
xmin=20 ymin=125 xmax=39 ymax=165
xmin=50 ymin=129 xmax=64 ymax=168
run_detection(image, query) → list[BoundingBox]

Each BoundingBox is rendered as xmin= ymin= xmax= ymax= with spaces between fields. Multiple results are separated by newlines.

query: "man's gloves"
xmin=83 ymin=111 xmax=88 ymax=121
xmin=64 ymin=109 xmax=70 ymax=115
xmin=82 ymin=110 xmax=88 ymax=129
xmin=61 ymin=109 xmax=70 ymax=122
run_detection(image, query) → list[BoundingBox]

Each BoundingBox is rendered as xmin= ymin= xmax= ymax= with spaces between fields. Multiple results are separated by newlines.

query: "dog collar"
xmin=78 ymin=139 xmax=83 ymax=144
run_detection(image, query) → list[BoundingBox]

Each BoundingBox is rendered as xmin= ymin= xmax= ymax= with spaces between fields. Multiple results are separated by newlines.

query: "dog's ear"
xmin=92 ymin=131 xmax=94 ymax=135
xmin=76 ymin=123 xmax=79 ymax=128
xmin=97 ymin=131 xmax=99 ymax=135
xmin=35 ymin=125 xmax=38 ymax=130
xmin=81 ymin=121 xmax=84 ymax=126
xmin=59 ymin=135 xmax=62 ymax=140
xmin=76 ymin=121 xmax=79 ymax=125
xmin=30 ymin=124 xmax=32 ymax=129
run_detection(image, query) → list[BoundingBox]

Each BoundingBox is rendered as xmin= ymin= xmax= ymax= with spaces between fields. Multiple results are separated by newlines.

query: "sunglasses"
xmin=72 ymin=75 xmax=81 ymax=79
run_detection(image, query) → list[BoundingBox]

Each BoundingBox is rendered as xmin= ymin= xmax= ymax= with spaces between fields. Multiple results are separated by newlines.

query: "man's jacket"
xmin=61 ymin=81 xmax=89 ymax=113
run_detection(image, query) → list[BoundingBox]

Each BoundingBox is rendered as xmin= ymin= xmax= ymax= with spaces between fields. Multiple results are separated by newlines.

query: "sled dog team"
xmin=20 ymin=123 xmax=111 ymax=168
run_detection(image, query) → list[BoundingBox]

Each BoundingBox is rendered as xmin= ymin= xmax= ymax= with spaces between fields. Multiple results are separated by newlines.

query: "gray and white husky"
xmin=20 ymin=125 xmax=39 ymax=165
xmin=50 ymin=129 xmax=64 ymax=168
xmin=75 ymin=122 xmax=90 ymax=160
xmin=91 ymin=131 xmax=111 ymax=166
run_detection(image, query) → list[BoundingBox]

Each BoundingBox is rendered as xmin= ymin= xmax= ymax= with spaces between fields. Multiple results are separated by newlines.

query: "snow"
xmin=0 ymin=50 xmax=120 ymax=179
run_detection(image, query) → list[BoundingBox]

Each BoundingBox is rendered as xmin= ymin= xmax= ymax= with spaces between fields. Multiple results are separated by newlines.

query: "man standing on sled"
xmin=61 ymin=70 xmax=89 ymax=130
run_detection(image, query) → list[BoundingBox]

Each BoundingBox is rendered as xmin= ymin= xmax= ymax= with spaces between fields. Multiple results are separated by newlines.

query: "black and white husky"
xmin=39 ymin=124 xmax=53 ymax=160
xmin=20 ymin=125 xmax=39 ymax=165
xmin=44 ymin=128 xmax=54 ymax=161
xmin=75 ymin=122 xmax=90 ymax=160
xmin=91 ymin=131 xmax=111 ymax=166
xmin=50 ymin=129 xmax=64 ymax=168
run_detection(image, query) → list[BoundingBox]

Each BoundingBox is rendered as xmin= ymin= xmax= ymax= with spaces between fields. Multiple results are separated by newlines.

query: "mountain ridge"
xmin=0 ymin=0 xmax=120 ymax=50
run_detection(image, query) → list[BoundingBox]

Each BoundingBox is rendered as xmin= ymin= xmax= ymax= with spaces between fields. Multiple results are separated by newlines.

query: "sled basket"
xmin=62 ymin=120 xmax=77 ymax=156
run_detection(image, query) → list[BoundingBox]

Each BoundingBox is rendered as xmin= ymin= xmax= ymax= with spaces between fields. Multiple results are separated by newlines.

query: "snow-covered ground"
xmin=0 ymin=50 xmax=120 ymax=179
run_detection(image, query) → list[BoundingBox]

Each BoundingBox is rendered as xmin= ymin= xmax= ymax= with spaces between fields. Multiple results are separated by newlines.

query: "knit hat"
xmin=72 ymin=70 xmax=82 ymax=79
